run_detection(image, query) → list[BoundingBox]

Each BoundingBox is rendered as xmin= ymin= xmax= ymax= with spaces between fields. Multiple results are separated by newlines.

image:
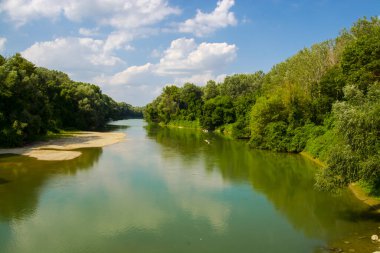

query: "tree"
xmin=179 ymin=83 xmax=203 ymax=120
xmin=203 ymin=80 xmax=219 ymax=100
xmin=341 ymin=17 xmax=380 ymax=92
xmin=200 ymin=96 xmax=235 ymax=130
xmin=220 ymin=72 xmax=264 ymax=99
xmin=0 ymin=54 xmax=135 ymax=147
xmin=316 ymin=83 xmax=380 ymax=193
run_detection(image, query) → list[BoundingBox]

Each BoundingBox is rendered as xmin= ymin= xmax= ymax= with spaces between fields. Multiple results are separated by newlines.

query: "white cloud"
xmin=0 ymin=37 xmax=6 ymax=52
xmin=0 ymin=0 xmax=62 ymax=26
xmin=21 ymin=37 xmax=124 ymax=80
xmin=178 ymin=0 xmax=237 ymax=37
xmin=101 ymin=83 xmax=164 ymax=106
xmin=99 ymin=0 xmax=181 ymax=29
xmin=156 ymin=38 xmax=237 ymax=75
xmin=103 ymin=31 xmax=135 ymax=52
xmin=100 ymin=37 xmax=236 ymax=86
xmin=81 ymin=29 xmax=146 ymax=53
xmin=174 ymin=73 xmax=226 ymax=86
xmin=0 ymin=0 xmax=181 ymax=28
xmin=95 ymin=38 xmax=236 ymax=105
xmin=98 ymin=37 xmax=236 ymax=86
xmin=150 ymin=49 xmax=162 ymax=58
xmin=19 ymin=34 xmax=236 ymax=106
xmin=109 ymin=63 xmax=154 ymax=85
xmin=79 ymin=27 xmax=100 ymax=37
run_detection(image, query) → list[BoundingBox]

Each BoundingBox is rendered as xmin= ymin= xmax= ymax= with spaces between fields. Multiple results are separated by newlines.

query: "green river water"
xmin=0 ymin=119 xmax=379 ymax=253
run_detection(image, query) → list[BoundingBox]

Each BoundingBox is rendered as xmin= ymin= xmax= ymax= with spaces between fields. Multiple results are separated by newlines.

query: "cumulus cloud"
xmin=95 ymin=38 xmax=236 ymax=105
xmin=102 ymin=38 xmax=236 ymax=86
xmin=108 ymin=63 xmax=155 ymax=85
xmin=0 ymin=0 xmax=181 ymax=28
xmin=178 ymin=0 xmax=237 ymax=37
xmin=0 ymin=37 xmax=6 ymax=52
xmin=103 ymin=31 xmax=135 ymax=52
xmin=21 ymin=37 xmax=124 ymax=80
xmin=0 ymin=0 xmax=62 ymax=26
xmin=174 ymin=73 xmax=227 ymax=86
xmin=156 ymin=38 xmax=236 ymax=75
xmin=79 ymin=27 xmax=100 ymax=37
xmin=19 ymin=34 xmax=236 ymax=106
xmin=99 ymin=0 xmax=181 ymax=29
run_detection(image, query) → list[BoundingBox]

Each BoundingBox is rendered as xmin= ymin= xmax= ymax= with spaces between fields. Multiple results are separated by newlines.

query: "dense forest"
xmin=144 ymin=17 xmax=380 ymax=195
xmin=0 ymin=54 xmax=142 ymax=147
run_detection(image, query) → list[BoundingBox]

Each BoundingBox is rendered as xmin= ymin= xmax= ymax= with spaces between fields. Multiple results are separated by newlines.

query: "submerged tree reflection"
xmin=0 ymin=148 xmax=102 ymax=221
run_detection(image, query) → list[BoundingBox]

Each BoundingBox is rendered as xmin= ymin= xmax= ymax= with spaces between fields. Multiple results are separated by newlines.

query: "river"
xmin=0 ymin=119 xmax=378 ymax=253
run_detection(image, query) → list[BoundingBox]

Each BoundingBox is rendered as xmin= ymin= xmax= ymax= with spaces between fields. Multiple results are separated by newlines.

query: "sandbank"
xmin=0 ymin=132 xmax=125 ymax=161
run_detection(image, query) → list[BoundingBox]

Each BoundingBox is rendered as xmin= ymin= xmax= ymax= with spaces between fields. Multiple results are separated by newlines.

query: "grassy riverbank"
xmin=301 ymin=151 xmax=380 ymax=212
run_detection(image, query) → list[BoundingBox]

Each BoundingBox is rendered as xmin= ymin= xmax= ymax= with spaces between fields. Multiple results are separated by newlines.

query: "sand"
xmin=349 ymin=183 xmax=380 ymax=211
xmin=0 ymin=132 xmax=126 ymax=161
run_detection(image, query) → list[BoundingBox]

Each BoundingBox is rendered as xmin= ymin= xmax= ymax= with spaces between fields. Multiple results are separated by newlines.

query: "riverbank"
xmin=300 ymin=151 xmax=327 ymax=168
xmin=0 ymin=131 xmax=126 ymax=161
xmin=349 ymin=183 xmax=380 ymax=210
xmin=301 ymin=151 xmax=380 ymax=212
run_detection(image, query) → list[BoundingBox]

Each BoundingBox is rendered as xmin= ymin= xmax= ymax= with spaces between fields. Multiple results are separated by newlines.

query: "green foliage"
xmin=304 ymin=118 xmax=336 ymax=162
xmin=316 ymin=83 xmax=380 ymax=194
xmin=200 ymin=96 xmax=235 ymax=130
xmin=341 ymin=17 xmax=380 ymax=92
xmin=144 ymin=73 xmax=263 ymax=134
xmin=166 ymin=119 xmax=200 ymax=129
xmin=179 ymin=83 xmax=203 ymax=121
xmin=0 ymin=54 xmax=139 ymax=147
xmin=202 ymin=80 xmax=219 ymax=100
xmin=144 ymin=16 xmax=380 ymax=194
xmin=220 ymin=72 xmax=264 ymax=99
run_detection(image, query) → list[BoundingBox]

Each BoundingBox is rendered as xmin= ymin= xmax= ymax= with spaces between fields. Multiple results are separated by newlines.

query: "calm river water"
xmin=0 ymin=119 xmax=378 ymax=253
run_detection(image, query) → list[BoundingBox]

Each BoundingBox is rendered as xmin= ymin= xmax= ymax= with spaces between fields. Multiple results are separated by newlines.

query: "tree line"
xmin=144 ymin=17 xmax=380 ymax=195
xmin=0 ymin=54 xmax=142 ymax=147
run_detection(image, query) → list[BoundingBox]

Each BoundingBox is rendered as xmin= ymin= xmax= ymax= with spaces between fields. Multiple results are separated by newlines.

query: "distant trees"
xmin=0 ymin=54 xmax=141 ymax=147
xmin=144 ymin=17 xmax=380 ymax=194
xmin=144 ymin=71 xmax=264 ymax=137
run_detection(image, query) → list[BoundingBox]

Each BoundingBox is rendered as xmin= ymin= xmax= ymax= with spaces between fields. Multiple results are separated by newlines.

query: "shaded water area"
xmin=0 ymin=119 xmax=379 ymax=253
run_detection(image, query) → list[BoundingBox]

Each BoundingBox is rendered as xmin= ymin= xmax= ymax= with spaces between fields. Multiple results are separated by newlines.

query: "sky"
xmin=0 ymin=0 xmax=379 ymax=106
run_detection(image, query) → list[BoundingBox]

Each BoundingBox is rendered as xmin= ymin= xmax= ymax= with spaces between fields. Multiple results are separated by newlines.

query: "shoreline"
xmin=299 ymin=151 xmax=327 ymax=168
xmin=153 ymin=122 xmax=380 ymax=210
xmin=300 ymin=151 xmax=380 ymax=211
xmin=349 ymin=183 xmax=380 ymax=210
xmin=0 ymin=131 xmax=126 ymax=161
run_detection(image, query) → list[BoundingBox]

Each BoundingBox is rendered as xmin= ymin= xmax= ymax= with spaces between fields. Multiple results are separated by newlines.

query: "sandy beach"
xmin=0 ymin=131 xmax=126 ymax=161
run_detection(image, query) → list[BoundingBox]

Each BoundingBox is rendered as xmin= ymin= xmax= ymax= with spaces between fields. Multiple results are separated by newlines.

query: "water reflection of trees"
xmin=0 ymin=148 xmax=102 ymax=221
xmin=146 ymin=126 xmax=378 ymax=241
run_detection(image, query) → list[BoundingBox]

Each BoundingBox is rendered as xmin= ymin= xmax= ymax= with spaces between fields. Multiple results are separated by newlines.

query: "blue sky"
xmin=0 ymin=0 xmax=379 ymax=106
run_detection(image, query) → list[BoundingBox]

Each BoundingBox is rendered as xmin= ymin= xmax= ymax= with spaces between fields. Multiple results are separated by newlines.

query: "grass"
xmin=164 ymin=119 xmax=201 ymax=129
xmin=358 ymin=180 xmax=380 ymax=199
xmin=36 ymin=130 xmax=77 ymax=142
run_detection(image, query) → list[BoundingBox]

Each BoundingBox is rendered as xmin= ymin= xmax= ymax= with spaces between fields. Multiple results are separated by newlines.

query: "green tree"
xmin=220 ymin=72 xmax=264 ymax=99
xmin=179 ymin=83 xmax=203 ymax=121
xmin=0 ymin=54 xmax=135 ymax=147
xmin=202 ymin=80 xmax=219 ymax=100
xmin=316 ymin=83 xmax=380 ymax=193
xmin=341 ymin=17 xmax=380 ymax=92
xmin=200 ymin=96 xmax=235 ymax=130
